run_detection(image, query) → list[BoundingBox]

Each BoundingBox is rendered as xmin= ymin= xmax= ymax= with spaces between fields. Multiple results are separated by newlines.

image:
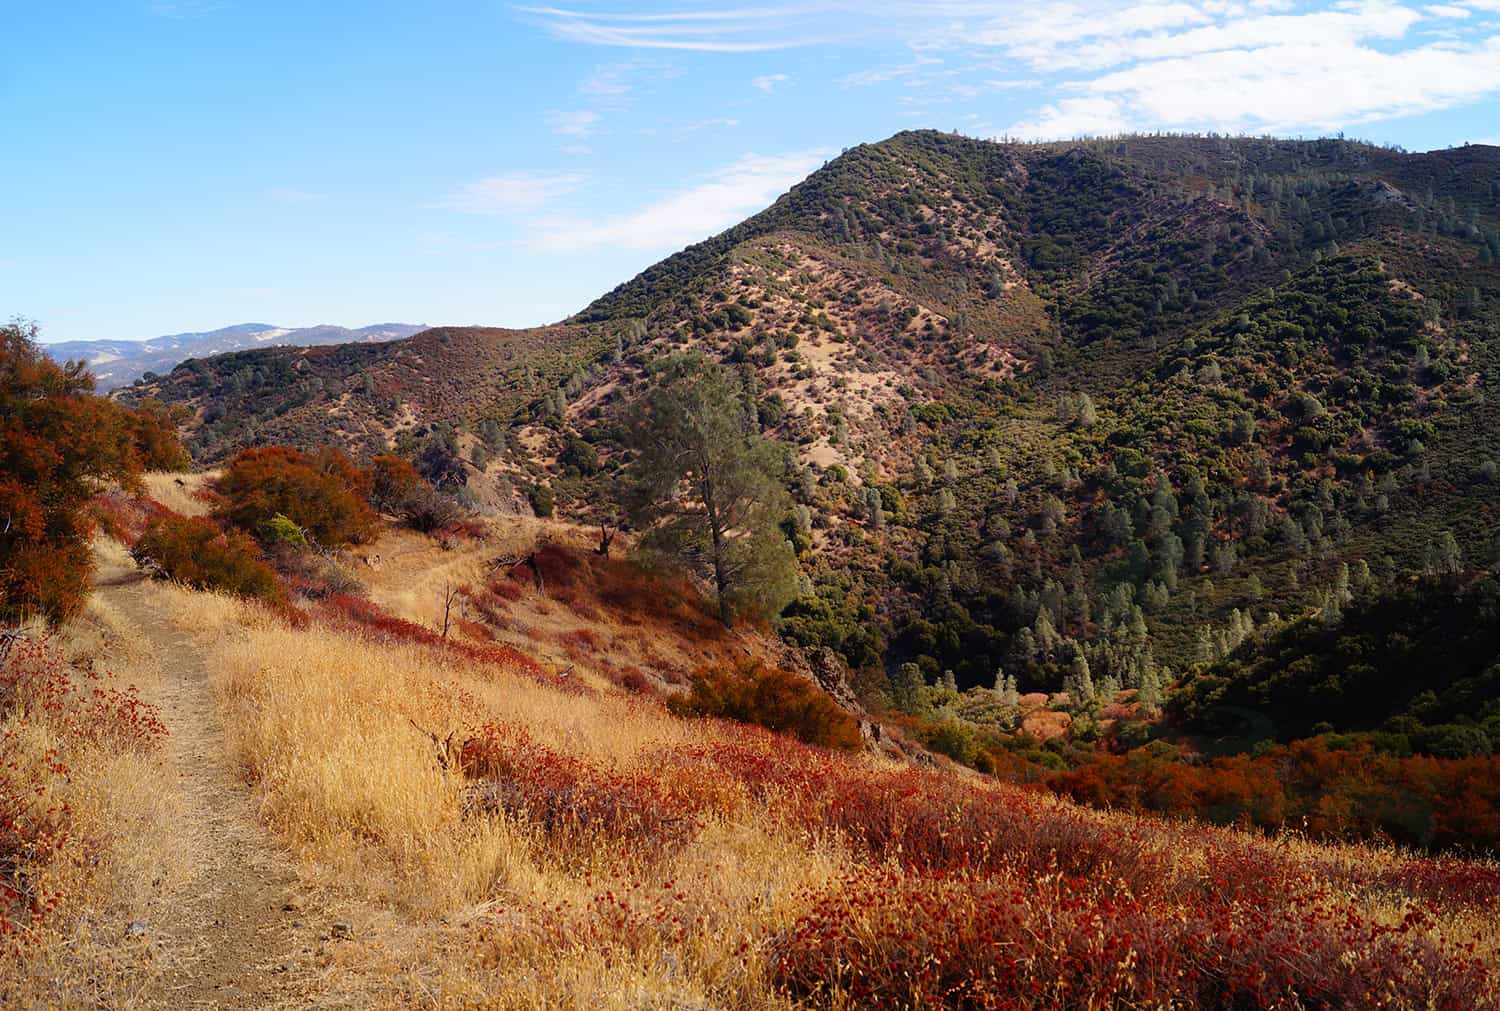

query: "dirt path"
xmin=100 ymin=576 xmax=309 ymax=1008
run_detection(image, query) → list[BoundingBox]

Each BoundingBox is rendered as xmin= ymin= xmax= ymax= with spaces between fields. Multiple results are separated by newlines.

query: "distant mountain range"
xmin=45 ymin=322 xmax=428 ymax=390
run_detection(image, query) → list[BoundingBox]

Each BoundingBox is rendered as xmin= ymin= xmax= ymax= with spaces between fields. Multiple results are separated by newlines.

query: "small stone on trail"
xmin=125 ymin=921 xmax=147 ymax=938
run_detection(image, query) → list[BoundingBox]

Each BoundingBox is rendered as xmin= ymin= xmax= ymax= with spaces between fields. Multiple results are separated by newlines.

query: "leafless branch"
xmin=439 ymin=582 xmax=462 ymax=639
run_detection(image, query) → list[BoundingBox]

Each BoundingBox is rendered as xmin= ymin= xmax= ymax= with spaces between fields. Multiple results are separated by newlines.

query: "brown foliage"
xmin=132 ymin=515 xmax=285 ymax=604
xmin=671 ymin=661 xmax=862 ymax=750
xmin=369 ymin=453 xmax=459 ymax=533
xmin=126 ymin=400 xmax=192 ymax=471
xmin=1 ymin=320 xmax=188 ymax=624
xmin=213 ymin=445 xmax=377 ymax=546
xmin=1044 ymin=737 xmax=1500 ymax=852
xmin=370 ymin=453 xmax=424 ymax=512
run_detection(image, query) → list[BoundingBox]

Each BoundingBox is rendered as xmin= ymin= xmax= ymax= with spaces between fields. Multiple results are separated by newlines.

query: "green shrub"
xmin=261 ymin=512 xmax=307 ymax=548
xmin=132 ymin=516 xmax=284 ymax=603
xmin=528 ymin=482 xmax=555 ymax=518
xmin=1416 ymin=724 xmax=1492 ymax=759
xmin=927 ymin=719 xmax=980 ymax=766
xmin=671 ymin=661 xmax=862 ymax=750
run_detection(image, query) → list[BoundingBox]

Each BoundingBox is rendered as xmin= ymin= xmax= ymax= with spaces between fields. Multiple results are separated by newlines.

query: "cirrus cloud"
xmin=432 ymin=172 xmax=588 ymax=215
xmin=530 ymin=149 xmax=829 ymax=252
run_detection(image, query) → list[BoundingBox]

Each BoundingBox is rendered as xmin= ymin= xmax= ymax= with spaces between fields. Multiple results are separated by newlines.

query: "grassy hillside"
xmin=5 ymin=489 xmax=1497 ymax=1007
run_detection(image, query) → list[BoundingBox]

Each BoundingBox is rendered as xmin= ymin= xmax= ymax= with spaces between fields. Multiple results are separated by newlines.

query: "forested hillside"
xmin=133 ymin=131 xmax=1500 ymax=776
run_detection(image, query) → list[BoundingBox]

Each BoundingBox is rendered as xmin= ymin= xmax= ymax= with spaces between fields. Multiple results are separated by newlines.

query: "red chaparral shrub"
xmin=671 ymin=662 xmax=862 ymax=751
xmin=771 ymin=865 xmax=1495 ymax=1010
xmin=131 ymin=515 xmax=285 ymax=604
xmin=2 ymin=320 xmax=187 ymax=625
xmin=612 ymin=666 xmax=654 ymax=695
xmin=213 ymin=445 xmax=377 ymax=547
xmin=315 ymin=592 xmax=551 ymax=684
xmin=459 ymin=722 xmax=737 ymax=853
xmin=88 ymin=488 xmax=181 ymax=546
xmin=656 ymin=731 xmax=1500 ymax=912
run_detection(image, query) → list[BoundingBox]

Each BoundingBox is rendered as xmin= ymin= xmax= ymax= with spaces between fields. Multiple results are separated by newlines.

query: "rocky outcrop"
xmin=778 ymin=641 xmax=860 ymax=713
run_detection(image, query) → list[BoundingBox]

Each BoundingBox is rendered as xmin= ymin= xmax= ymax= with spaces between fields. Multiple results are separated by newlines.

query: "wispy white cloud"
xmin=531 ymin=149 xmax=828 ymax=252
xmin=579 ymin=59 xmax=678 ymax=99
xmin=679 ymin=117 xmax=742 ymax=131
xmin=752 ymin=72 xmax=791 ymax=92
xmin=562 ymin=60 xmax=682 ymax=147
xmin=520 ymin=3 xmax=1500 ymax=144
xmin=517 ymin=4 xmax=839 ymax=51
xmin=433 ymin=172 xmax=587 ymax=215
xmin=1051 ymin=33 xmax=1500 ymax=136
xmin=548 ymin=109 xmax=602 ymax=136
xmin=1008 ymin=96 xmax=1133 ymax=139
xmin=954 ymin=1 xmax=1500 ymax=138
xmin=839 ymin=53 xmax=943 ymax=87
xmin=580 ymin=65 xmax=637 ymax=97
xmin=981 ymin=0 xmax=1423 ymax=72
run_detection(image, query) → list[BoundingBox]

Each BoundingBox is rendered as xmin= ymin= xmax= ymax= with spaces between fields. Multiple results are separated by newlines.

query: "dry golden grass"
xmin=356 ymin=520 xmax=789 ymax=693
xmin=0 ymin=581 xmax=188 ymax=1008
xmin=10 ymin=521 xmax=1496 ymax=1008
xmin=146 ymin=577 xmax=855 ymax=1007
xmin=142 ymin=469 xmax=216 ymax=518
xmin=151 ymin=552 xmax=1500 ymax=1007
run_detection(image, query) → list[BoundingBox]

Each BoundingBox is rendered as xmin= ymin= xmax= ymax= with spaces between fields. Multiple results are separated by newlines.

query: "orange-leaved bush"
xmin=125 ymin=399 xmax=192 ymax=472
xmin=1 ymin=319 xmax=189 ymax=624
xmin=213 ymin=445 xmax=377 ymax=547
xmin=671 ymin=661 xmax=862 ymax=750
xmin=369 ymin=453 xmax=457 ymax=533
xmin=131 ymin=515 xmax=284 ymax=603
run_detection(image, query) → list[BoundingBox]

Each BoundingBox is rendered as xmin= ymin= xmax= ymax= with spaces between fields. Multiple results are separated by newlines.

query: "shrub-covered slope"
xmin=136 ymin=131 xmax=1500 ymax=698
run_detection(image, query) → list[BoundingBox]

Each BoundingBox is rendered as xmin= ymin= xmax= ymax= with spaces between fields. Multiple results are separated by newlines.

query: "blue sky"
xmin=4 ymin=1 xmax=1500 ymax=344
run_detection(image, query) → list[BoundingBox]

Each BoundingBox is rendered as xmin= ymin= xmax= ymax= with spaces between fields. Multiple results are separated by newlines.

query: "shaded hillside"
xmin=137 ymin=130 xmax=1500 ymax=691
xmin=1175 ymin=573 xmax=1500 ymax=751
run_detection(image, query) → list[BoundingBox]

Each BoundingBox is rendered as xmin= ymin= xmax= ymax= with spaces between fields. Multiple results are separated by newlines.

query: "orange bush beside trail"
xmin=131 ymin=515 xmax=285 ymax=604
xmin=671 ymin=662 xmax=862 ymax=750
xmin=213 ymin=445 xmax=377 ymax=546
xmin=1 ymin=320 xmax=189 ymax=624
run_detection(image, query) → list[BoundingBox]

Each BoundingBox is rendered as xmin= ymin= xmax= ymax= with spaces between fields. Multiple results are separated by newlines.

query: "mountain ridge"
xmin=45 ymin=321 xmax=428 ymax=389
xmin=132 ymin=129 xmax=1500 ymax=697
